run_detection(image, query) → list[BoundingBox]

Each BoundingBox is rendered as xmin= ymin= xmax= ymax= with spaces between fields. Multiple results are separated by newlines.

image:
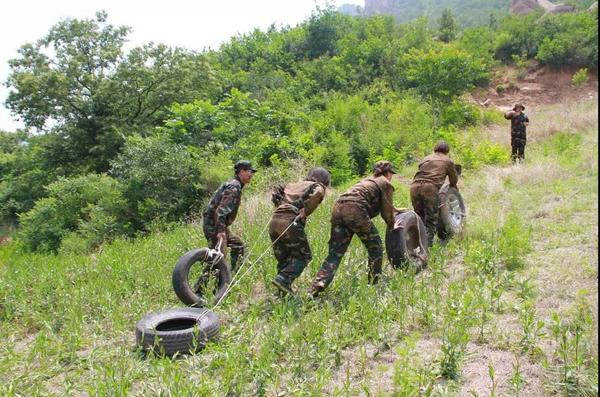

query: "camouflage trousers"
xmin=410 ymin=182 xmax=439 ymax=247
xmin=511 ymin=137 xmax=526 ymax=162
xmin=269 ymin=213 xmax=312 ymax=284
xmin=203 ymin=225 xmax=246 ymax=271
xmin=311 ymin=202 xmax=383 ymax=292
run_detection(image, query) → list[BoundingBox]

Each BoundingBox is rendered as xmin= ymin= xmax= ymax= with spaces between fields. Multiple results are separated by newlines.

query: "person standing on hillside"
xmin=269 ymin=168 xmax=331 ymax=295
xmin=410 ymin=141 xmax=458 ymax=247
xmin=203 ymin=160 xmax=256 ymax=270
xmin=309 ymin=161 xmax=399 ymax=297
xmin=504 ymin=103 xmax=529 ymax=162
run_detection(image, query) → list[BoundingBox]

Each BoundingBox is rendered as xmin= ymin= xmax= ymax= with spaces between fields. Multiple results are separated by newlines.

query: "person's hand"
xmin=298 ymin=207 xmax=307 ymax=220
xmin=216 ymin=232 xmax=227 ymax=245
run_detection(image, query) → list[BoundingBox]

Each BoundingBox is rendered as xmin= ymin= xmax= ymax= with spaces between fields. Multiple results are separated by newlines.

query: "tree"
xmin=437 ymin=9 xmax=459 ymax=43
xmin=5 ymin=11 xmax=221 ymax=173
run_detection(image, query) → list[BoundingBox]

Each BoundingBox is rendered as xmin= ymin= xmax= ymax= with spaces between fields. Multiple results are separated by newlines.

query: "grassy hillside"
xmin=358 ymin=0 xmax=511 ymax=26
xmin=0 ymin=99 xmax=597 ymax=395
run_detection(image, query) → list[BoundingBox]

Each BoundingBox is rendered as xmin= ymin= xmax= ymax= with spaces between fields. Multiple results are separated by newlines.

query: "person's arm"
xmin=524 ymin=114 xmax=529 ymax=127
xmin=448 ymin=161 xmax=458 ymax=188
xmin=380 ymin=182 xmax=396 ymax=229
xmin=504 ymin=110 xmax=516 ymax=120
xmin=215 ymin=185 xmax=240 ymax=234
xmin=303 ymin=184 xmax=326 ymax=217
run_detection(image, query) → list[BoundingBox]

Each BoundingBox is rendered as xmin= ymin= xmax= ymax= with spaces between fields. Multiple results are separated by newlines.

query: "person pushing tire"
xmin=410 ymin=141 xmax=458 ymax=247
xmin=310 ymin=160 xmax=399 ymax=297
xmin=269 ymin=168 xmax=331 ymax=295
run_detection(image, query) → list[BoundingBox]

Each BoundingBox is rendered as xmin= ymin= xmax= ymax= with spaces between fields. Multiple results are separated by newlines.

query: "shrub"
xmin=110 ymin=135 xmax=220 ymax=230
xmin=498 ymin=212 xmax=532 ymax=270
xmin=401 ymin=46 xmax=490 ymax=102
xmin=571 ymin=68 xmax=589 ymax=87
xmin=495 ymin=84 xmax=506 ymax=94
xmin=18 ymin=174 xmax=128 ymax=252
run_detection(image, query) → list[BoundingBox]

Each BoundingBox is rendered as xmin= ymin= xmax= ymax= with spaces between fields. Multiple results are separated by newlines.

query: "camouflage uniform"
xmin=202 ymin=176 xmax=246 ymax=270
xmin=504 ymin=110 xmax=529 ymax=162
xmin=269 ymin=181 xmax=326 ymax=286
xmin=410 ymin=152 xmax=458 ymax=246
xmin=311 ymin=176 xmax=395 ymax=293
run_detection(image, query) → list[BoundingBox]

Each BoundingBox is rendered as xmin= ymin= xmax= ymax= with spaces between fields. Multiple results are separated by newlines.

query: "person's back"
xmin=269 ymin=168 xmax=330 ymax=295
xmin=412 ymin=152 xmax=457 ymax=189
xmin=410 ymin=141 xmax=457 ymax=247
xmin=337 ymin=176 xmax=394 ymax=224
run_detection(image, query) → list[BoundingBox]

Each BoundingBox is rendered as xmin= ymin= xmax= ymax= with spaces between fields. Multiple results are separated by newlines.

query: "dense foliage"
xmin=1 ymin=7 xmax=597 ymax=251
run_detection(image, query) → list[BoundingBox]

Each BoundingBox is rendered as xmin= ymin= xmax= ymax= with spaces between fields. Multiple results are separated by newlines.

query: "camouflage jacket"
xmin=273 ymin=180 xmax=326 ymax=218
xmin=412 ymin=152 xmax=458 ymax=189
xmin=203 ymin=176 xmax=244 ymax=234
xmin=504 ymin=111 xmax=529 ymax=140
xmin=336 ymin=176 xmax=395 ymax=229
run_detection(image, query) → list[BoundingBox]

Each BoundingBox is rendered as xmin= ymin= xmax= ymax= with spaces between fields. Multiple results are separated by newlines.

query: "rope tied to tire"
xmin=191 ymin=214 xmax=302 ymax=322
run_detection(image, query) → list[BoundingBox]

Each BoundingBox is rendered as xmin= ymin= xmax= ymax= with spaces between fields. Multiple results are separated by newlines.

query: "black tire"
xmin=437 ymin=184 xmax=467 ymax=241
xmin=135 ymin=307 xmax=220 ymax=356
xmin=172 ymin=249 xmax=232 ymax=307
xmin=385 ymin=211 xmax=428 ymax=272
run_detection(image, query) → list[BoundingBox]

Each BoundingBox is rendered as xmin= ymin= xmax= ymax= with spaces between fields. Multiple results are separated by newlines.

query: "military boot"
xmin=272 ymin=274 xmax=294 ymax=295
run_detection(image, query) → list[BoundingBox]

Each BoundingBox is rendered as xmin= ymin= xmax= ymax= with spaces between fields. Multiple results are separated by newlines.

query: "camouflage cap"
xmin=513 ymin=103 xmax=525 ymax=111
xmin=373 ymin=160 xmax=397 ymax=176
xmin=234 ymin=160 xmax=257 ymax=173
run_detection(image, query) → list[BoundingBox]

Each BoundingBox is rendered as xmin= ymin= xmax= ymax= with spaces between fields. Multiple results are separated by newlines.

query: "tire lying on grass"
xmin=172 ymin=248 xmax=232 ymax=307
xmin=385 ymin=211 xmax=428 ymax=272
xmin=437 ymin=183 xmax=467 ymax=241
xmin=135 ymin=307 xmax=220 ymax=356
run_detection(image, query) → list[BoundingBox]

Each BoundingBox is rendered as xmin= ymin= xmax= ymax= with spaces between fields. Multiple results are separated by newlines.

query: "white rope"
xmin=195 ymin=215 xmax=301 ymax=322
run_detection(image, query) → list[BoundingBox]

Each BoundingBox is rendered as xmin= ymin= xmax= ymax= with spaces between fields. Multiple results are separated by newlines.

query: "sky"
xmin=0 ymin=0 xmax=363 ymax=132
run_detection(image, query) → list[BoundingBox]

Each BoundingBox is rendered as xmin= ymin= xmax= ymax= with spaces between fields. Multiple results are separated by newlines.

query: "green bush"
xmin=110 ymin=135 xmax=220 ymax=230
xmin=498 ymin=212 xmax=532 ymax=270
xmin=571 ymin=68 xmax=589 ymax=87
xmin=401 ymin=46 xmax=490 ymax=101
xmin=18 ymin=174 xmax=128 ymax=252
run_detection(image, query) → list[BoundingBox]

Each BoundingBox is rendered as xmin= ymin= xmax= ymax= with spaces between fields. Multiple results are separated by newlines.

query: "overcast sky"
xmin=0 ymin=0 xmax=363 ymax=131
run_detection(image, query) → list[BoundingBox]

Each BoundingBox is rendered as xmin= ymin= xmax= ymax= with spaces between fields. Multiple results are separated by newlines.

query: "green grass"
xmin=1 ymin=101 xmax=598 ymax=396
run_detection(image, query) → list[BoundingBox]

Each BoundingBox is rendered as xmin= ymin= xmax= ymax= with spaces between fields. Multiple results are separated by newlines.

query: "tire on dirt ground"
xmin=385 ymin=211 xmax=428 ymax=272
xmin=172 ymin=248 xmax=232 ymax=307
xmin=437 ymin=184 xmax=466 ymax=241
xmin=135 ymin=307 xmax=220 ymax=356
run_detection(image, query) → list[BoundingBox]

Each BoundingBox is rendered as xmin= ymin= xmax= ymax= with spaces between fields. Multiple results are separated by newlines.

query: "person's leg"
xmin=226 ymin=232 xmax=245 ymax=271
xmin=278 ymin=223 xmax=312 ymax=285
xmin=355 ymin=222 xmax=384 ymax=284
xmin=410 ymin=185 xmax=425 ymax=220
xmin=310 ymin=222 xmax=353 ymax=295
xmin=422 ymin=185 xmax=440 ymax=247
xmin=518 ymin=140 xmax=525 ymax=161
xmin=511 ymin=139 xmax=519 ymax=163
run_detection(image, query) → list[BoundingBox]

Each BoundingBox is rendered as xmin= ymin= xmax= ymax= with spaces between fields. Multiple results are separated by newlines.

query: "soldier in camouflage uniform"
xmin=504 ymin=103 xmax=529 ymax=163
xmin=310 ymin=161 xmax=398 ymax=297
xmin=269 ymin=168 xmax=331 ymax=295
xmin=410 ymin=141 xmax=458 ymax=247
xmin=203 ymin=160 xmax=256 ymax=270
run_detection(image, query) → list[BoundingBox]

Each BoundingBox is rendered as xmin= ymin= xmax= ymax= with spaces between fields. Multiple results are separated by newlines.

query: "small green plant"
xmin=510 ymin=355 xmax=525 ymax=397
xmin=488 ymin=362 xmax=498 ymax=397
xmin=495 ymin=84 xmax=505 ymax=94
xmin=518 ymin=300 xmax=545 ymax=357
xmin=498 ymin=212 xmax=532 ymax=270
xmin=571 ymin=68 xmax=589 ymax=88
xmin=511 ymin=54 xmax=528 ymax=80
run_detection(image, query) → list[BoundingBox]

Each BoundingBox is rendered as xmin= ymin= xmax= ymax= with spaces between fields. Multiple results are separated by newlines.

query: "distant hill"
xmin=339 ymin=0 xmax=512 ymax=26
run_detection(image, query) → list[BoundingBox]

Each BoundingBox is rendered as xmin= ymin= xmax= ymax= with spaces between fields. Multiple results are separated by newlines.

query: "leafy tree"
xmin=110 ymin=135 xmax=217 ymax=230
xmin=5 ymin=11 xmax=221 ymax=172
xmin=401 ymin=47 xmax=489 ymax=101
xmin=438 ymin=9 xmax=459 ymax=42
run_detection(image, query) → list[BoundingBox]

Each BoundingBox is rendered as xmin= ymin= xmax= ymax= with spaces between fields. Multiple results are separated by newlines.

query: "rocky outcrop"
xmin=510 ymin=0 xmax=574 ymax=14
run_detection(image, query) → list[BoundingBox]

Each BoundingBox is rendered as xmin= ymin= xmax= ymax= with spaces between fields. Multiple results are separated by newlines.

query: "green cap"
xmin=234 ymin=160 xmax=257 ymax=173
